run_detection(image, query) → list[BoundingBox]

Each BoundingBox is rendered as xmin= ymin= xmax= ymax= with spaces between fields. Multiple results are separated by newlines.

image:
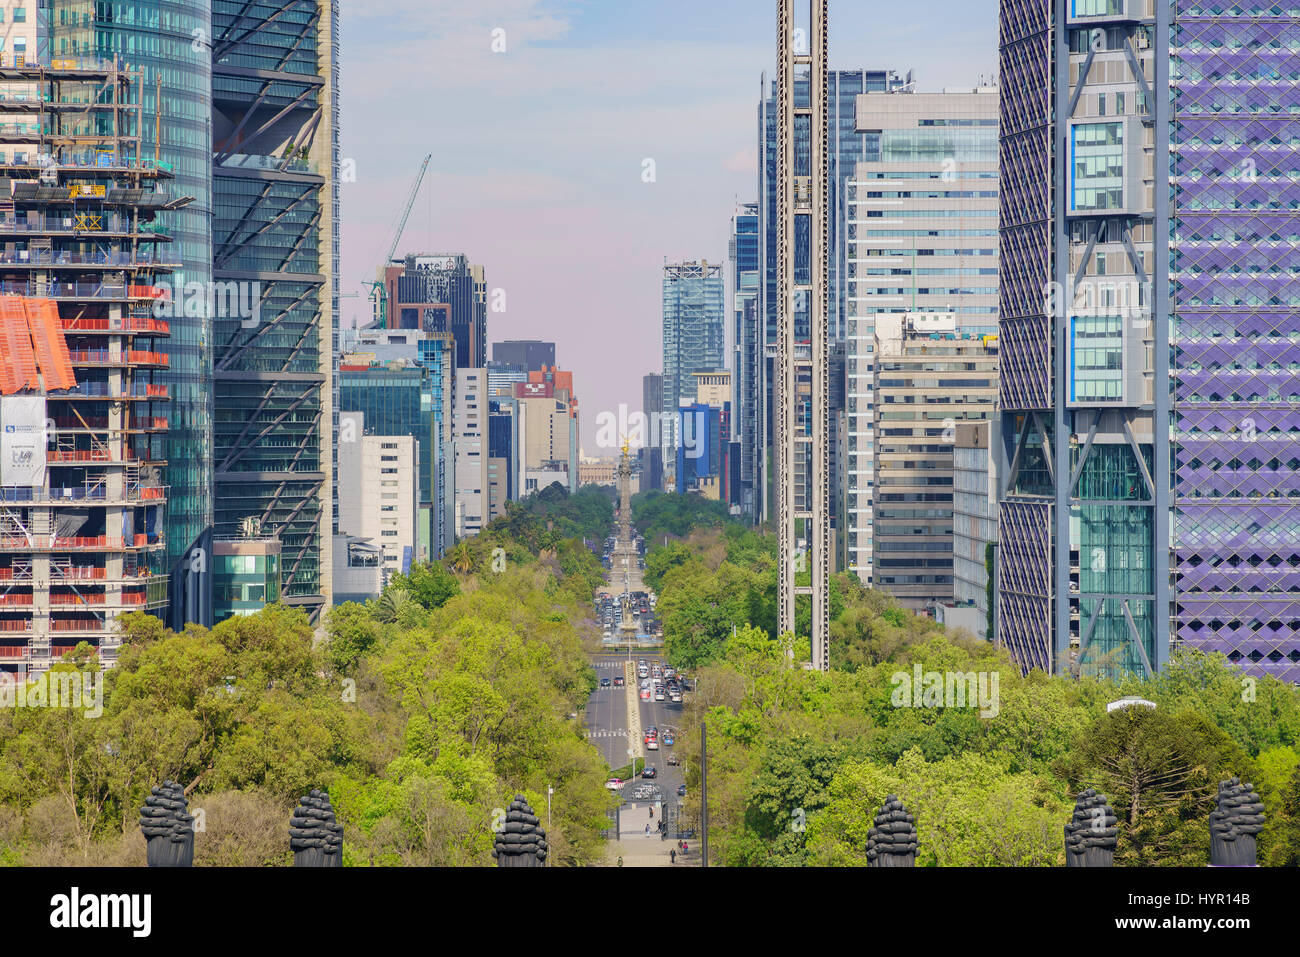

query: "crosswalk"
xmin=585 ymin=729 xmax=627 ymax=738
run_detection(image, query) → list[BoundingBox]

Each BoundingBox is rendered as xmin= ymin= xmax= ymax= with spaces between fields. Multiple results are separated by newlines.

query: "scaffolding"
xmin=0 ymin=60 xmax=185 ymax=672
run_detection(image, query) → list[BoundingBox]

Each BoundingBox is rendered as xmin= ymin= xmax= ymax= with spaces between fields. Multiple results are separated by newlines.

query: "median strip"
xmin=624 ymin=660 xmax=642 ymax=776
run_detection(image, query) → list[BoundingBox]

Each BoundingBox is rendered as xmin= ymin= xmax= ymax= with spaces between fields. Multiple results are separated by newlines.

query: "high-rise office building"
xmin=492 ymin=340 xmax=554 ymax=373
xmin=729 ymin=203 xmax=761 ymax=518
xmin=846 ymin=87 xmax=999 ymax=582
xmin=871 ymin=314 xmax=997 ymax=608
xmin=642 ymin=372 xmax=663 ymax=451
xmin=756 ymin=67 xmax=909 ymax=525
xmin=486 ymin=360 xmax=528 ymax=398
xmin=997 ymin=0 xmax=1300 ymax=682
xmin=338 ymin=338 xmax=453 ymax=563
xmin=453 ymin=367 xmax=488 ymax=537
xmin=46 ymin=0 xmax=217 ymax=629
xmin=516 ymin=371 xmax=578 ymax=494
xmin=337 ymin=412 xmax=418 ymax=581
xmin=210 ymin=0 xmax=339 ymax=623
xmin=487 ymin=396 xmax=523 ymax=521
xmin=661 ymin=260 xmax=724 ymax=454
xmin=383 ymin=253 xmax=486 ymax=369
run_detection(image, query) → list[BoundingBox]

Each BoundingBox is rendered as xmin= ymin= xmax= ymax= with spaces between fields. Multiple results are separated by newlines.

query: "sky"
xmin=339 ymin=0 xmax=998 ymax=453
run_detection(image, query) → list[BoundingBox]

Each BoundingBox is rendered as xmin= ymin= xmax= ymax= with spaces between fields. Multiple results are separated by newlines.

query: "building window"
xmin=1071 ymin=122 xmax=1124 ymax=211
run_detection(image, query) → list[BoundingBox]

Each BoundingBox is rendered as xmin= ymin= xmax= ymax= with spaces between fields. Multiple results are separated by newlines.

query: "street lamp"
xmin=547 ymin=786 xmax=554 ymax=833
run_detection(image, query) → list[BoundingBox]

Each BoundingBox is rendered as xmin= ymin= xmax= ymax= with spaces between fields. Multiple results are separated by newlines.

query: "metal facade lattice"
xmin=1170 ymin=4 xmax=1300 ymax=682
xmin=211 ymin=0 xmax=337 ymax=621
xmin=996 ymin=0 xmax=1057 ymax=672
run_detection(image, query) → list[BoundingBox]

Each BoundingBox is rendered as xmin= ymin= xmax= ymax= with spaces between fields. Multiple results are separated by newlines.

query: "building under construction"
xmin=0 ymin=57 xmax=185 ymax=674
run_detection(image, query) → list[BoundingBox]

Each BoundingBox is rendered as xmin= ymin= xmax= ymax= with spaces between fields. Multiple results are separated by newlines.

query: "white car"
xmin=646 ymin=738 xmax=659 ymax=750
xmin=605 ymin=778 xmax=624 ymax=790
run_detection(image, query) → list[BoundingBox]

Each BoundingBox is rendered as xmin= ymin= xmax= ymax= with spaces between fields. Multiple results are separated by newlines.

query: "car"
xmin=645 ymin=726 xmax=658 ymax=737
xmin=666 ymin=753 xmax=680 ymax=766
xmin=663 ymin=733 xmax=674 ymax=746
xmin=605 ymin=778 xmax=623 ymax=790
xmin=640 ymin=688 xmax=651 ymax=701
xmin=600 ymin=677 xmax=611 ymax=688
xmin=613 ymin=676 xmax=625 ymax=687
xmin=641 ymin=766 xmax=657 ymax=779
xmin=654 ymin=690 xmax=665 ymax=702
xmin=670 ymin=692 xmax=682 ymax=703
xmin=677 ymin=784 xmax=687 ymax=797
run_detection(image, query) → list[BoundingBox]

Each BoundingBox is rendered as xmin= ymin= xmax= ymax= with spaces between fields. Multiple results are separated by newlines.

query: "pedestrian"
xmin=670 ymin=849 xmax=676 ymax=864
xmin=644 ymin=824 xmax=650 ymax=837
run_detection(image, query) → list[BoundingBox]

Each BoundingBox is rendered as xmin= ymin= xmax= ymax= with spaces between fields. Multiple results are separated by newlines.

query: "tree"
xmin=390 ymin=562 xmax=460 ymax=610
xmin=1056 ymin=706 xmax=1250 ymax=865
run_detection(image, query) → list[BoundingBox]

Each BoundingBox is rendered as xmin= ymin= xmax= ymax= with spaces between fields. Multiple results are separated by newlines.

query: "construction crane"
xmin=364 ymin=153 xmax=431 ymax=328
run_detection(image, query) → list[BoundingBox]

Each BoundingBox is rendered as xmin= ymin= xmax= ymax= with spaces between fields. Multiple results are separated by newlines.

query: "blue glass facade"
xmin=662 ymin=261 xmax=725 ymax=454
xmin=211 ymin=0 xmax=337 ymax=619
xmin=47 ymin=0 xmax=216 ymax=627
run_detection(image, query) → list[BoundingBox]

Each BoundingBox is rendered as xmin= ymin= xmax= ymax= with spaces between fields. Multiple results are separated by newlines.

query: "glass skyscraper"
xmin=210 ymin=0 xmax=338 ymax=621
xmin=845 ymin=87 xmax=999 ymax=585
xmin=730 ymin=203 xmax=760 ymax=518
xmin=661 ymin=260 xmax=725 ymax=458
xmin=46 ymin=0 xmax=216 ymax=627
xmin=997 ymin=0 xmax=1300 ymax=683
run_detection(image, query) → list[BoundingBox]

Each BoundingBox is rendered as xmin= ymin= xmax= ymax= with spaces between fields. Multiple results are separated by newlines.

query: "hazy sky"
xmin=340 ymin=0 xmax=997 ymax=452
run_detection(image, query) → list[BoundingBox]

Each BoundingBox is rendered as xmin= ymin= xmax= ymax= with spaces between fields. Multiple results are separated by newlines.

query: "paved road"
xmin=584 ymin=657 xmax=629 ymax=769
xmin=584 ymin=653 xmax=693 ymax=860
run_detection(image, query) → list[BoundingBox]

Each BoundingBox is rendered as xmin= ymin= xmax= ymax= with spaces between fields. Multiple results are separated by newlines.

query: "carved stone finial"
xmin=290 ymin=789 xmax=344 ymax=867
xmin=866 ymin=794 xmax=917 ymax=867
xmin=139 ymin=780 xmax=194 ymax=867
xmin=1209 ymin=777 xmax=1264 ymax=867
xmin=1064 ymin=788 xmax=1118 ymax=867
xmin=493 ymin=794 xmax=548 ymax=867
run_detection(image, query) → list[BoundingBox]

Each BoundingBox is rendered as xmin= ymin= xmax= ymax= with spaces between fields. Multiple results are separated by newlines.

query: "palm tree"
xmin=447 ymin=542 xmax=477 ymax=575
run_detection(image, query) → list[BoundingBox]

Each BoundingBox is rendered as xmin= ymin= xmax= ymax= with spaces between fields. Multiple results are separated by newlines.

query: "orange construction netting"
xmin=0 ymin=294 xmax=77 ymax=395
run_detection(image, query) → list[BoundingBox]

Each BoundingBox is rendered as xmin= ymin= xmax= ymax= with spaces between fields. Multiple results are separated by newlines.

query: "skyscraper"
xmin=661 ymin=260 xmax=724 ymax=456
xmin=0 ymin=61 xmax=177 ymax=671
xmin=846 ymin=87 xmax=999 ymax=583
xmin=755 ymin=67 xmax=908 ymax=527
xmin=871 ymin=314 xmax=997 ymax=607
xmin=730 ymin=203 xmax=761 ymax=518
xmin=997 ymin=0 xmax=1300 ymax=682
xmin=46 ymin=0 xmax=216 ymax=628
xmin=384 ymin=253 xmax=486 ymax=369
xmin=210 ymin=0 xmax=339 ymax=623
xmin=774 ymin=0 xmax=832 ymax=671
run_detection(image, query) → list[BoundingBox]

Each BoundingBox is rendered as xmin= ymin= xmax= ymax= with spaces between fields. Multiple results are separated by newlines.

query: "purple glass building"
xmin=997 ymin=0 xmax=1300 ymax=682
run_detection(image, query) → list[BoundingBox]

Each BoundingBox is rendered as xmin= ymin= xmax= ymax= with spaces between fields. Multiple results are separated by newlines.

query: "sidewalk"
xmin=604 ymin=804 xmax=697 ymax=867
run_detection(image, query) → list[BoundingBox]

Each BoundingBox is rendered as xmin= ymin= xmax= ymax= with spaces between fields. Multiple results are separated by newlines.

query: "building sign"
xmin=0 ymin=396 xmax=47 ymax=488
